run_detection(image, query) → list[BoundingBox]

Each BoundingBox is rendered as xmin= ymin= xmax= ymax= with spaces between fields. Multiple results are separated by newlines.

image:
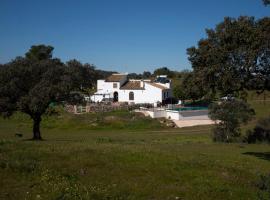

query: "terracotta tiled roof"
xmin=105 ymin=74 xmax=126 ymax=82
xmin=120 ymin=81 xmax=144 ymax=90
xmin=146 ymin=82 xmax=168 ymax=90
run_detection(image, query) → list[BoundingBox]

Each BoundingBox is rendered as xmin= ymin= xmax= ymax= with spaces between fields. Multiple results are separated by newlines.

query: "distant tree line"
xmin=127 ymin=67 xmax=185 ymax=80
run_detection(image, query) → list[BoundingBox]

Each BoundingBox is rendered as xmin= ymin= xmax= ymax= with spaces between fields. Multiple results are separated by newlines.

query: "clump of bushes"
xmin=256 ymin=173 xmax=270 ymax=200
xmin=209 ymin=99 xmax=255 ymax=143
xmin=45 ymin=104 xmax=64 ymax=116
xmin=244 ymin=116 xmax=270 ymax=144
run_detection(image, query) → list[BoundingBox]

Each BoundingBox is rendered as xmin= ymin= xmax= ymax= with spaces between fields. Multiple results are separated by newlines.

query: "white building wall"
xmin=97 ymin=80 xmax=105 ymax=90
xmin=118 ymin=90 xmax=146 ymax=103
xmin=118 ymin=83 xmax=164 ymax=104
xmin=97 ymin=81 xmax=120 ymax=95
xmin=143 ymin=83 xmax=163 ymax=103
xmin=93 ymin=76 xmax=173 ymax=104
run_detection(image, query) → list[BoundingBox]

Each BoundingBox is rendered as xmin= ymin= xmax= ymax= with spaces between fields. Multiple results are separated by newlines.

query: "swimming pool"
xmin=139 ymin=106 xmax=209 ymax=120
xmin=169 ymin=106 xmax=208 ymax=111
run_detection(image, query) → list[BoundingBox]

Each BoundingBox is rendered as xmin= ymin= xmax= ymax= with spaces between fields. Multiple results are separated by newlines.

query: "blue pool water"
xmin=170 ymin=106 xmax=208 ymax=111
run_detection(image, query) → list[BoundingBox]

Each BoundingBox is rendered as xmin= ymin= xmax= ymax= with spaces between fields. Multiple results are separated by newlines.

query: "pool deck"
xmin=173 ymin=119 xmax=216 ymax=128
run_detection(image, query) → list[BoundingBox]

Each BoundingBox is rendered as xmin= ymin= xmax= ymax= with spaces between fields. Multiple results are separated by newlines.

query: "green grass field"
xmin=0 ymin=93 xmax=269 ymax=200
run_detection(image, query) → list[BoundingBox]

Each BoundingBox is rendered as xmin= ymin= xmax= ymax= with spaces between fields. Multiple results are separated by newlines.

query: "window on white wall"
xmin=129 ymin=92 xmax=134 ymax=100
xmin=113 ymin=83 xmax=117 ymax=88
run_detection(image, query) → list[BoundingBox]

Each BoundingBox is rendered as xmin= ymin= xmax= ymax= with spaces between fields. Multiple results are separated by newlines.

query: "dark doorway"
xmin=113 ymin=91 xmax=118 ymax=102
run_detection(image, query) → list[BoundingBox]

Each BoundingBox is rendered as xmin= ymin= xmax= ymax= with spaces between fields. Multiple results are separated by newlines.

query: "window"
xmin=129 ymin=92 xmax=134 ymax=100
xmin=113 ymin=83 xmax=117 ymax=88
xmin=163 ymin=92 xmax=166 ymax=99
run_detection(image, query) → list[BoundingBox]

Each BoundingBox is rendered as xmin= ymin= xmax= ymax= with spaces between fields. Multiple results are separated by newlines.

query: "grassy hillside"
xmin=0 ymin=109 xmax=168 ymax=134
xmin=0 ymin=94 xmax=269 ymax=200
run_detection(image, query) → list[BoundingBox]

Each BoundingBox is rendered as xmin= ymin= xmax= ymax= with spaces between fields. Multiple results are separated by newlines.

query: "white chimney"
xmin=140 ymin=80 xmax=144 ymax=88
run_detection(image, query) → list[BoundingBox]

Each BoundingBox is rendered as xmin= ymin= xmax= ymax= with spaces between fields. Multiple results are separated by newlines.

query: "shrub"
xmin=209 ymin=99 xmax=255 ymax=143
xmin=244 ymin=116 xmax=270 ymax=143
xmin=212 ymin=123 xmax=241 ymax=143
xmin=257 ymin=173 xmax=270 ymax=200
xmin=45 ymin=104 xmax=64 ymax=116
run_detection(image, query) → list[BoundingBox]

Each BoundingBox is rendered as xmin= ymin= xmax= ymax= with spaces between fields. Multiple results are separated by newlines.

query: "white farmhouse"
xmin=91 ymin=73 xmax=173 ymax=104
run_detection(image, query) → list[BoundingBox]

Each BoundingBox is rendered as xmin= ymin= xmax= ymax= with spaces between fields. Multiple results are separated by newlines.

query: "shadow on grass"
xmin=21 ymin=138 xmax=83 ymax=142
xmin=243 ymin=152 xmax=270 ymax=161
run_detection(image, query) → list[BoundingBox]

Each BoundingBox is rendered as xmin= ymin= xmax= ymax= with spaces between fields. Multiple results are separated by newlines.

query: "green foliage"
xmin=126 ymin=71 xmax=152 ymax=79
xmin=209 ymin=99 xmax=255 ymax=142
xmin=65 ymin=91 xmax=85 ymax=106
xmin=174 ymin=73 xmax=206 ymax=101
xmin=173 ymin=86 xmax=185 ymax=100
xmin=127 ymin=73 xmax=143 ymax=79
xmin=257 ymin=173 xmax=270 ymax=200
xmin=245 ymin=116 xmax=270 ymax=143
xmin=142 ymin=71 xmax=151 ymax=78
xmin=66 ymin=59 xmax=98 ymax=91
xmin=0 ymin=57 xmax=69 ymax=117
xmin=25 ymin=44 xmax=54 ymax=61
xmin=187 ymin=16 xmax=270 ymax=97
xmin=153 ymin=67 xmax=174 ymax=78
xmin=0 ymin=45 xmax=72 ymax=139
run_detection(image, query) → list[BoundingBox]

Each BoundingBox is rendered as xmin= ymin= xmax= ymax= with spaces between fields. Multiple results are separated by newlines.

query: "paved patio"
xmin=173 ymin=119 xmax=216 ymax=128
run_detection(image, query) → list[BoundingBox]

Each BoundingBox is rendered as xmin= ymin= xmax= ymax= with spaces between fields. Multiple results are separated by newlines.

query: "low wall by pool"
xmin=141 ymin=107 xmax=209 ymax=120
xmin=165 ymin=110 xmax=208 ymax=120
xmin=147 ymin=109 xmax=167 ymax=118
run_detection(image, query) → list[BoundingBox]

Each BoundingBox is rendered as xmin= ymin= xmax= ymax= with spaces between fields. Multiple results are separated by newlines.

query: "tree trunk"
xmin=32 ymin=115 xmax=42 ymax=140
xmin=264 ymin=91 xmax=266 ymax=105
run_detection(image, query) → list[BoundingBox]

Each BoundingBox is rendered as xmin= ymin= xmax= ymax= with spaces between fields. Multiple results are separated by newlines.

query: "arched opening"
xmin=113 ymin=91 xmax=118 ymax=102
xmin=129 ymin=92 xmax=134 ymax=100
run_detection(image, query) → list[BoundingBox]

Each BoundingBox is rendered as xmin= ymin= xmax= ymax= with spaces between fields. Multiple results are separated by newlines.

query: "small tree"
xmin=209 ymin=99 xmax=255 ymax=142
xmin=0 ymin=45 xmax=71 ymax=140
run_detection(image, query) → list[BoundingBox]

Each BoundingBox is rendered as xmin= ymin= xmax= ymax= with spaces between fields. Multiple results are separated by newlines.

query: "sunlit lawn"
xmin=0 ymin=95 xmax=269 ymax=199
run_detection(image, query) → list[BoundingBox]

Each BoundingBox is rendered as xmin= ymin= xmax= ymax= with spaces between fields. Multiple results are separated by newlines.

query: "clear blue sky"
xmin=0 ymin=0 xmax=269 ymax=73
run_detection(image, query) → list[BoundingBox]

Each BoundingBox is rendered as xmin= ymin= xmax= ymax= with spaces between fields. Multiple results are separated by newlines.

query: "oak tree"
xmin=187 ymin=16 xmax=270 ymax=97
xmin=0 ymin=45 xmax=71 ymax=140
